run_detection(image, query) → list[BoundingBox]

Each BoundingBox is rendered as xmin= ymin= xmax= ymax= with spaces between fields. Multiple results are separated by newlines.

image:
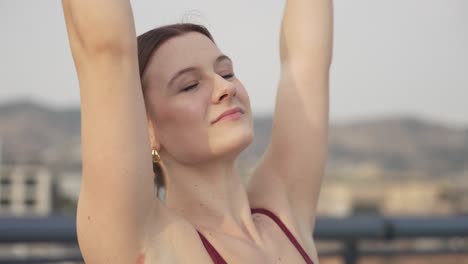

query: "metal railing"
xmin=1 ymin=215 xmax=468 ymax=264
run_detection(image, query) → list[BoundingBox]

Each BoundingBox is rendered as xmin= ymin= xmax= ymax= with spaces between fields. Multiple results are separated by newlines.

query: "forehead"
xmin=144 ymin=32 xmax=222 ymax=86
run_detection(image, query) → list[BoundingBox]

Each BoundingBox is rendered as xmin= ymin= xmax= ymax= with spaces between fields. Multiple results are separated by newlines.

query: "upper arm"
xmin=75 ymin=50 xmax=162 ymax=263
xmin=248 ymin=64 xmax=329 ymax=236
xmin=62 ymin=2 xmax=166 ymax=262
xmin=248 ymin=0 xmax=332 ymax=235
xmin=273 ymin=62 xmax=329 ymax=227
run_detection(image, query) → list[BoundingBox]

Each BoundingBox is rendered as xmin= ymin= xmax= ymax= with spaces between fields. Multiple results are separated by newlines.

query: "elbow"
xmin=62 ymin=1 xmax=137 ymax=56
xmin=280 ymin=41 xmax=332 ymax=70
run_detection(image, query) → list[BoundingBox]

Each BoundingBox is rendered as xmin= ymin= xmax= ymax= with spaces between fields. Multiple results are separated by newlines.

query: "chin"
xmin=212 ymin=127 xmax=254 ymax=158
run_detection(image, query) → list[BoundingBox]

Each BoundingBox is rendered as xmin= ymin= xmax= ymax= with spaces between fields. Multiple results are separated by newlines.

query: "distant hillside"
xmin=1 ymin=100 xmax=467 ymax=178
xmin=328 ymin=117 xmax=468 ymax=177
xmin=0 ymin=100 xmax=81 ymax=163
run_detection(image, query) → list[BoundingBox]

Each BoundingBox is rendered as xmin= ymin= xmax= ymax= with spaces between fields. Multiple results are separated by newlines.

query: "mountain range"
xmin=1 ymin=100 xmax=467 ymax=178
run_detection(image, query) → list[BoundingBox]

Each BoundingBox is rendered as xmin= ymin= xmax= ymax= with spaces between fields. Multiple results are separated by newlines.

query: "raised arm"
xmin=248 ymin=0 xmax=333 ymax=235
xmin=62 ymin=1 xmax=164 ymax=262
xmin=280 ymin=0 xmax=333 ymax=66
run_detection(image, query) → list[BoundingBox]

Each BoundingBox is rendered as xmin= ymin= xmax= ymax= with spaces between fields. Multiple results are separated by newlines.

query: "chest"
xmin=199 ymin=217 xmax=317 ymax=264
xmin=218 ymin=238 xmax=315 ymax=264
xmin=141 ymin=212 xmax=318 ymax=264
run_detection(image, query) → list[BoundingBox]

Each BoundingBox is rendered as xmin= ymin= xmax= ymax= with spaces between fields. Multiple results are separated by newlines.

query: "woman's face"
xmin=142 ymin=32 xmax=253 ymax=165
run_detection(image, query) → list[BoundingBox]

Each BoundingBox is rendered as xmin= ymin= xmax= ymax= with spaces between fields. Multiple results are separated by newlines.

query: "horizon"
xmin=1 ymin=98 xmax=466 ymax=129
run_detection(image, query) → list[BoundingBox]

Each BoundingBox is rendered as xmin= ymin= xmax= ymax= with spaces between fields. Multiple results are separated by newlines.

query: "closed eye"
xmin=181 ymin=73 xmax=234 ymax=92
xmin=181 ymin=83 xmax=198 ymax=92
xmin=222 ymin=73 xmax=235 ymax=79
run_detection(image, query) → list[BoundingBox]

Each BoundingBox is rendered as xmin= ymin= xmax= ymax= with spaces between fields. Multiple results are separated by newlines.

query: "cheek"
xmin=158 ymin=101 xmax=203 ymax=128
xmin=154 ymin=93 xmax=213 ymax=161
xmin=155 ymin=93 xmax=209 ymax=140
xmin=237 ymin=84 xmax=251 ymax=109
xmin=174 ymin=92 xmax=209 ymax=121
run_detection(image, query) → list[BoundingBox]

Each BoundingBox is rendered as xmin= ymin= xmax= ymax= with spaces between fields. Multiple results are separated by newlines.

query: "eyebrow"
xmin=167 ymin=54 xmax=233 ymax=87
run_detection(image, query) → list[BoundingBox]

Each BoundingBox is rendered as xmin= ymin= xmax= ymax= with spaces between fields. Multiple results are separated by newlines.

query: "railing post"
xmin=344 ymin=240 xmax=358 ymax=264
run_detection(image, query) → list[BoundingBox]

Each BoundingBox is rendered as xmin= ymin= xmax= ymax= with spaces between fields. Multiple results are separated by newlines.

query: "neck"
xmin=163 ymin=158 xmax=261 ymax=243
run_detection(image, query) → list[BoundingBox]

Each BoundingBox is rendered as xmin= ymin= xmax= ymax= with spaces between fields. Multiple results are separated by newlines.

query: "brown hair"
xmin=137 ymin=23 xmax=215 ymax=79
xmin=137 ymin=23 xmax=215 ymax=195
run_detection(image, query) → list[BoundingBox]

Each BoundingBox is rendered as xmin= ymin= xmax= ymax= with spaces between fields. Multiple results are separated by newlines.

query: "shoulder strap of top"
xmin=197 ymin=231 xmax=227 ymax=264
xmin=251 ymin=208 xmax=315 ymax=264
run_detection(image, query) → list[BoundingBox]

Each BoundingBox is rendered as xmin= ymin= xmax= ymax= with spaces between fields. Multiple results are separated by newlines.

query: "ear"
xmin=147 ymin=118 xmax=161 ymax=151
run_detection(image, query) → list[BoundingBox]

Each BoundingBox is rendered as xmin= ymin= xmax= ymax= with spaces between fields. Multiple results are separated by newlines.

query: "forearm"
xmin=62 ymin=0 xmax=137 ymax=54
xmin=280 ymin=0 xmax=333 ymax=66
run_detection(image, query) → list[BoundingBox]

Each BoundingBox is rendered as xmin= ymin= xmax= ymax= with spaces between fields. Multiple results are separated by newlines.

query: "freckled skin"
xmin=135 ymin=253 xmax=145 ymax=264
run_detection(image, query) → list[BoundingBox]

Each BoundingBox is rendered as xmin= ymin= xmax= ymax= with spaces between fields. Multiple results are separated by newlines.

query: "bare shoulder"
xmin=139 ymin=208 xmax=214 ymax=264
xmin=248 ymin=163 xmax=318 ymax=263
xmin=77 ymin=199 xmax=212 ymax=264
xmin=247 ymin=156 xmax=315 ymax=254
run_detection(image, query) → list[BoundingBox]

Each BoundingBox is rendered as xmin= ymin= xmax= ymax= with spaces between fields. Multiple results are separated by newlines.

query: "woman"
xmin=62 ymin=0 xmax=332 ymax=263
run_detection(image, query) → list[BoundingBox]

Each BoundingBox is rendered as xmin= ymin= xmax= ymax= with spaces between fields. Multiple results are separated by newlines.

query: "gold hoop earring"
xmin=152 ymin=149 xmax=161 ymax=164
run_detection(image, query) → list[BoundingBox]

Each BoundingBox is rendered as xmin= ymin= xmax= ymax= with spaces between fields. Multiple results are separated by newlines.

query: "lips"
xmin=212 ymin=107 xmax=244 ymax=124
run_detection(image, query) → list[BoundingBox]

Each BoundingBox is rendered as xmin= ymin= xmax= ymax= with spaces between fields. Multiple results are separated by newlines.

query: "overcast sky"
xmin=1 ymin=0 xmax=467 ymax=126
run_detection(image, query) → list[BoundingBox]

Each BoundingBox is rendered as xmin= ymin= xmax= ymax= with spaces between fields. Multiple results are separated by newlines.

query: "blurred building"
xmin=317 ymin=167 xmax=468 ymax=217
xmin=0 ymin=164 xmax=52 ymax=216
xmin=1 ymin=157 xmax=467 ymax=218
xmin=0 ymin=162 xmax=82 ymax=216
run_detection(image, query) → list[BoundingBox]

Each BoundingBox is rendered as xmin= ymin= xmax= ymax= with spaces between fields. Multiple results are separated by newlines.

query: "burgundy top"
xmin=196 ymin=208 xmax=315 ymax=264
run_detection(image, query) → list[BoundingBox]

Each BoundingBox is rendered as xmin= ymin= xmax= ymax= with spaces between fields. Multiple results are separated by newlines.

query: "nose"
xmin=212 ymin=74 xmax=237 ymax=104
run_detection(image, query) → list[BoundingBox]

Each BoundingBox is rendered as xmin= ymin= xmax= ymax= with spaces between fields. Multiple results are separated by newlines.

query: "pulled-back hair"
xmin=137 ymin=23 xmax=215 ymax=79
xmin=137 ymin=23 xmax=215 ymax=195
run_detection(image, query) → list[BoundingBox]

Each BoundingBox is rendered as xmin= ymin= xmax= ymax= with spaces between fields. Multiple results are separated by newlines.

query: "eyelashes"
xmin=221 ymin=73 xmax=235 ymax=79
xmin=181 ymin=73 xmax=235 ymax=92
xmin=181 ymin=82 xmax=198 ymax=92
